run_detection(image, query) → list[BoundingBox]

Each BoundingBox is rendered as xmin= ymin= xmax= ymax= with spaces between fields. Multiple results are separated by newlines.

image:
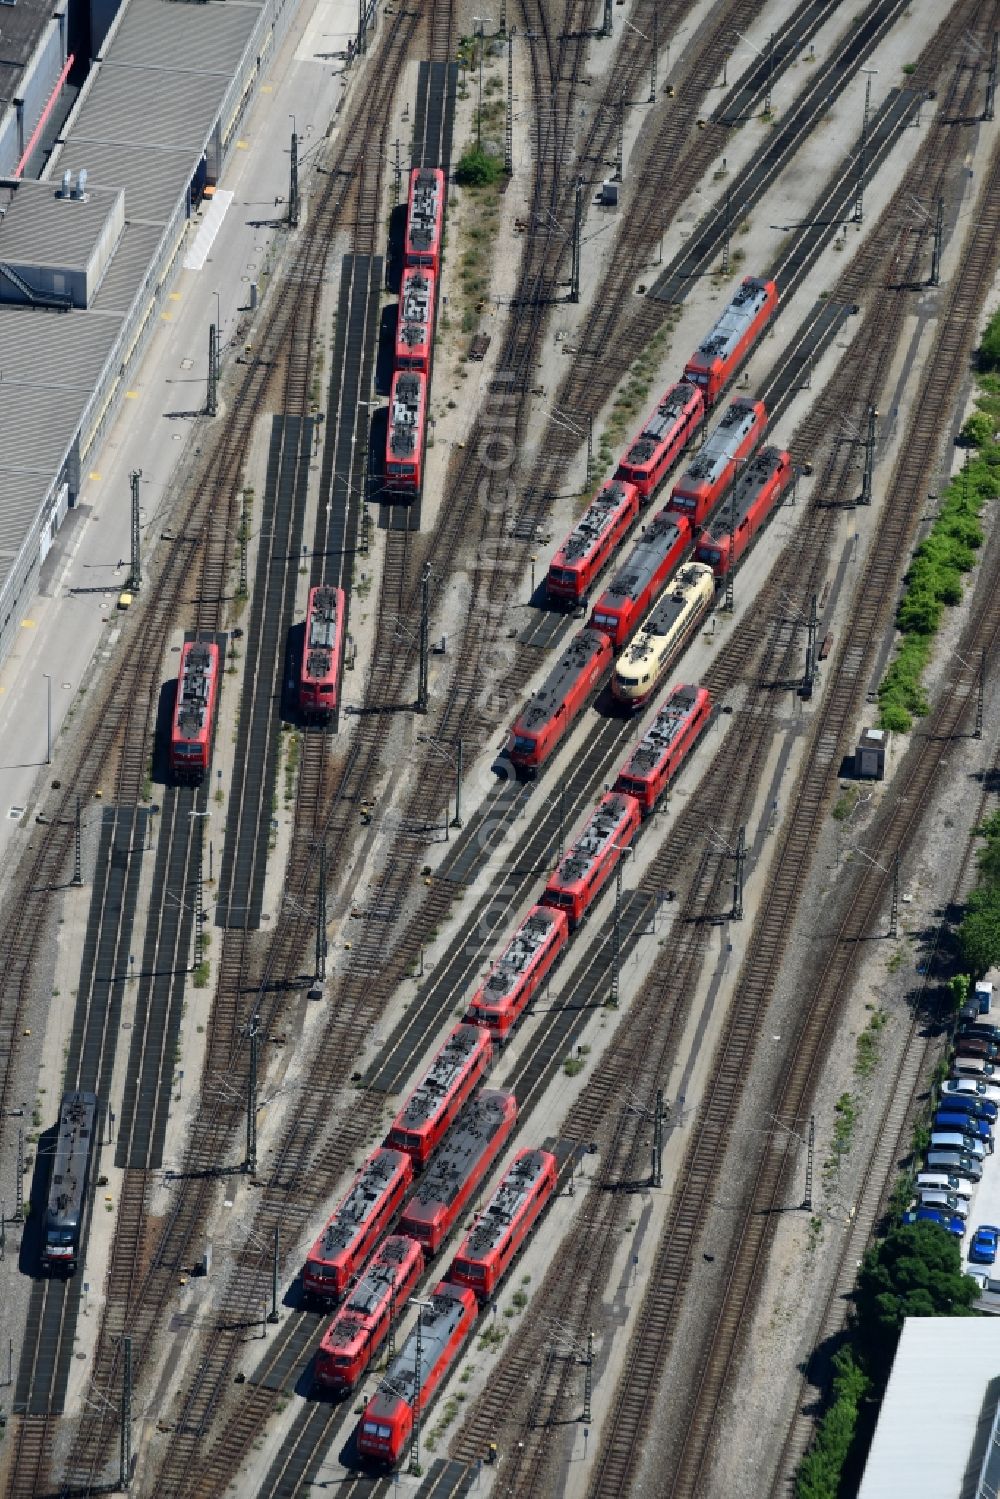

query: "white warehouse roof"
xmin=858 ymin=1318 xmax=1000 ymax=1499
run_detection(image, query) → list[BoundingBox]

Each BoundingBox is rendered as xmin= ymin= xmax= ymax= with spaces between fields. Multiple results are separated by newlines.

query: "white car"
xmin=952 ymin=1057 xmax=997 ymax=1079
xmin=942 ymin=1078 xmax=1000 ymax=1105
xmin=916 ymin=1172 xmax=974 ymax=1199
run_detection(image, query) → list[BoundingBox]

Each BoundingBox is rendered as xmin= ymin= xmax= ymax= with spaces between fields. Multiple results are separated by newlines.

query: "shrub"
xmin=960 ymin=410 xmax=993 ymax=447
xmin=455 ymin=146 xmax=504 ymax=187
xmin=796 ymin=1348 xmax=870 ymax=1499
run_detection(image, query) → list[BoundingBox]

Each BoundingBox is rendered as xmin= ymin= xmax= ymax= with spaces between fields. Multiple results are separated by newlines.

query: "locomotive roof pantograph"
xmin=389 ymin=374 xmax=423 ymax=458
xmin=517 ymin=630 xmax=608 ymax=731
xmin=409 ymin=1092 xmax=513 ymax=1209
xmin=624 ymin=382 xmax=700 ymax=466
xmin=409 ymin=170 xmax=442 ymax=253
xmin=555 ymin=794 xmax=634 ymax=886
xmin=305 ymin=587 xmax=340 ymax=681
xmin=678 ymin=400 xmax=762 ymax=487
xmin=557 ymin=483 xmax=632 ymax=564
xmin=398 ymin=1026 xmax=485 ymax=1130
xmin=176 ymin=642 xmax=216 ymax=738
xmin=627 ymin=686 xmax=704 ymax=775
xmin=693 ymin=278 xmax=771 ymax=364
xmin=462 ymin=1149 xmax=551 ymax=1258
xmin=602 ymin=513 xmax=686 ymax=607
xmin=316 ymin=1151 xmax=404 ymax=1258
xmin=703 ymin=446 xmax=789 ymax=537
xmin=483 ymin=910 xmax=558 ymax=1001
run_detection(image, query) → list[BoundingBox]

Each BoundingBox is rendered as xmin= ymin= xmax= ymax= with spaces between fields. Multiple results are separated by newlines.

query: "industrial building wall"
xmin=0 ymin=21 xmax=67 ymax=177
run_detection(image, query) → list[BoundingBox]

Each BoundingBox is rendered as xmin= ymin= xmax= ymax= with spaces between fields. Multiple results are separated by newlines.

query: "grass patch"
xmin=877 ymin=312 xmax=1000 ymax=731
xmin=855 ymin=1008 xmax=888 ymax=1080
xmin=832 ymin=785 xmax=860 ymax=822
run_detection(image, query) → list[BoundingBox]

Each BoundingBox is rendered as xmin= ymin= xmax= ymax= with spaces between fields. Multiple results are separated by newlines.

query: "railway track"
xmin=444 ymin=6 xmax=996 ymax=1488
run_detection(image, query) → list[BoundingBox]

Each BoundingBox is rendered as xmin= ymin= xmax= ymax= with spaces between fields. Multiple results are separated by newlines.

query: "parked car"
xmin=916 ymin=1172 xmax=974 ymax=1198
xmin=942 ymin=1078 xmax=1000 ymax=1104
xmin=925 ymin=1150 xmax=984 ymax=1180
xmin=969 ymin=1225 xmax=1000 ymax=1265
xmin=935 ymin=1112 xmax=993 ymax=1145
xmin=917 ymin=1190 xmax=970 ymax=1219
xmin=956 ymin=1038 xmax=1000 ymax=1061
xmin=952 ymin=1058 xmax=997 ymax=1079
xmin=929 ymin=1132 xmax=987 ymax=1160
xmin=959 ymin=1022 xmax=1000 ymax=1043
xmin=935 ymin=1093 xmax=997 ymax=1123
xmin=903 ymin=1207 xmax=965 ymax=1238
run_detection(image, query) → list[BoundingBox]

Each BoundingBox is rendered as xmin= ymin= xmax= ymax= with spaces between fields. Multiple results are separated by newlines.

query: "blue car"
xmin=903 ymin=1208 xmax=965 ymax=1238
xmin=935 ymin=1111 xmax=993 ymax=1143
xmin=969 ymin=1225 xmax=1000 ymax=1264
xmin=939 ymin=1094 xmax=998 ymax=1122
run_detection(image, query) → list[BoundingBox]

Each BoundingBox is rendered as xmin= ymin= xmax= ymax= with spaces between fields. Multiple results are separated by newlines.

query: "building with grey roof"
xmin=0 ymin=0 xmax=302 ymax=666
xmin=857 ymin=1318 xmax=1000 ymax=1498
xmin=0 ymin=2 xmax=72 ymax=178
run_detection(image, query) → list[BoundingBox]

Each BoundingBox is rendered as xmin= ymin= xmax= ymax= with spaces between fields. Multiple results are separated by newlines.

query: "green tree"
xmin=796 ymin=1348 xmax=870 ymax=1499
xmin=854 ymin=1223 xmax=978 ymax=1384
xmin=979 ymin=310 xmax=1000 ymax=371
xmin=960 ymin=410 xmax=993 ymax=448
xmin=949 ymin=973 xmax=971 ymax=1012
xmin=959 ymin=885 xmax=1000 ymax=976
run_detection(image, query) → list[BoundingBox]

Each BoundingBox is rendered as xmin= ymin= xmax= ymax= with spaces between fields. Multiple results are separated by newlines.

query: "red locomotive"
xmin=667 ymin=397 xmax=767 ymax=527
xmin=465 ymin=906 xmax=568 ymax=1040
xmin=545 ymin=479 xmax=640 ymax=608
xmin=614 ymin=684 xmax=713 ymax=815
xmin=385 ymin=1024 xmax=493 ymax=1168
xmin=169 ymin=638 xmax=219 ymax=780
xmin=299 ymin=584 xmax=345 ymax=718
xmin=694 ymin=445 xmax=793 ymax=578
xmin=395 ymin=267 xmax=436 ymax=374
xmin=385 ymin=370 xmax=426 ymax=495
xmin=449 ymin=1148 xmax=557 ymax=1301
xmin=314 ymin=1235 xmax=423 ymax=1394
xmin=588 ymin=511 xmax=691 ymax=649
xmin=506 ymin=628 xmax=613 ymax=776
xmin=399 ymin=1090 xmax=517 ymax=1254
xmin=357 ymin=1281 xmax=478 ymax=1465
xmin=541 ymin=791 xmax=642 ymax=928
xmin=615 ymin=381 xmax=704 ymax=502
xmin=303 ymin=1148 xmax=413 ymax=1301
xmin=404 ymin=167 xmax=445 ymax=273
xmin=683 ymin=276 xmax=778 ymax=404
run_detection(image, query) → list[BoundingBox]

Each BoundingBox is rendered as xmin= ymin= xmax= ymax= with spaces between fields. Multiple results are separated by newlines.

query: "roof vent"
xmin=60 ymin=168 xmax=72 ymax=199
